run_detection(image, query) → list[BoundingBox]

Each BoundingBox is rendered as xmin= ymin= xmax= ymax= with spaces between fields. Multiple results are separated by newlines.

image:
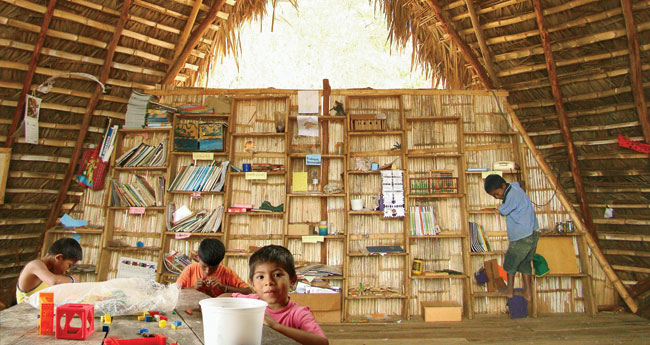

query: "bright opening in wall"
xmin=207 ymin=0 xmax=430 ymax=89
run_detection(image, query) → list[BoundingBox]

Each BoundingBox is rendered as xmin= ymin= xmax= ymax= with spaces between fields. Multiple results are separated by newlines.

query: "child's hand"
xmin=194 ymin=278 xmax=206 ymax=290
xmin=205 ymin=276 xmax=222 ymax=288
xmin=262 ymin=311 xmax=279 ymax=330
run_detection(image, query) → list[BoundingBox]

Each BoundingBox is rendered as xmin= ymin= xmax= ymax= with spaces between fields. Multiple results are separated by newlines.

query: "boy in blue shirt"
xmin=484 ymin=174 xmax=539 ymax=301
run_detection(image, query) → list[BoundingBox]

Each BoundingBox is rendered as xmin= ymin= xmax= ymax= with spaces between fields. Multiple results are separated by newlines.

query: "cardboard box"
xmin=288 ymin=223 xmax=311 ymax=236
xmin=289 ymin=293 xmax=341 ymax=324
xmin=421 ymin=301 xmax=462 ymax=322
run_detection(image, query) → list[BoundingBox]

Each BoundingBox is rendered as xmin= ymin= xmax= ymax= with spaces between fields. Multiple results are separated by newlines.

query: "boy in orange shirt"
xmin=176 ymin=238 xmax=251 ymax=297
xmin=16 ymin=238 xmax=82 ymax=303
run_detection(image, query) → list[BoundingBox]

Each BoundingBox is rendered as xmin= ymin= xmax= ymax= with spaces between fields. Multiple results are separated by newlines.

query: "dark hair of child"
xmin=198 ymin=238 xmax=226 ymax=266
xmin=484 ymin=174 xmax=507 ymax=193
xmin=248 ymin=245 xmax=296 ymax=281
xmin=47 ymin=238 xmax=83 ymax=261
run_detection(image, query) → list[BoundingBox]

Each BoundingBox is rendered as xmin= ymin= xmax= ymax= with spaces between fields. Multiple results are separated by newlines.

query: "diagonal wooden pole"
xmin=173 ymin=0 xmax=204 ymax=63
xmin=463 ymin=0 xmax=500 ymax=88
xmin=425 ymin=0 xmax=494 ymax=89
xmin=620 ymin=0 xmax=650 ymax=142
xmin=5 ymin=0 xmax=58 ymax=148
xmin=44 ymin=0 xmax=133 ymax=234
xmin=532 ymin=0 xmax=595 ymax=243
xmin=162 ymin=0 xmax=228 ymax=85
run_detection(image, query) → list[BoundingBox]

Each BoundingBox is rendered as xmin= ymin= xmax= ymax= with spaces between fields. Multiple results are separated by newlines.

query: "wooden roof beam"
xmin=173 ymin=0 xmax=203 ymax=62
xmin=424 ymin=0 xmax=494 ymax=89
xmin=612 ymin=265 xmax=650 ymax=274
xmin=163 ymin=0 xmax=229 ymax=85
xmin=521 ymin=103 xmax=638 ymax=125
xmin=599 ymin=233 xmax=650 ymax=242
xmin=45 ymin=0 xmax=133 ymax=234
xmin=4 ymin=0 xmax=57 ymax=149
xmin=628 ymin=277 xmax=650 ymax=299
xmin=532 ymin=0 xmax=595 ymax=243
xmin=620 ymin=0 xmax=650 ymax=142
xmin=463 ymin=0 xmax=500 ymax=88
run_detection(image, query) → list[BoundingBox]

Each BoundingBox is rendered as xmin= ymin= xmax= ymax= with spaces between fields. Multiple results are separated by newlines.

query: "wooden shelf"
xmin=348 ymin=170 xmax=382 ymax=175
xmin=346 ymin=294 xmax=407 ymax=300
xmin=288 ymin=153 xmax=345 ymax=158
xmin=348 ymin=210 xmax=383 ymax=215
xmin=465 ymin=170 xmax=520 ymax=175
xmin=171 ymin=151 xmax=228 ymax=156
xmin=407 ymin=148 xmax=459 ymax=155
xmin=408 ymin=194 xmax=465 ymax=199
xmin=348 ymin=130 xmax=403 ymax=136
xmin=105 ymin=246 xmax=161 ymax=252
xmin=107 ymin=206 xmax=165 ymax=211
xmin=405 ymin=116 xmax=460 ymax=121
xmin=348 ymin=252 xmax=408 ymax=257
xmin=168 ymin=190 xmax=225 ymax=195
xmin=468 ymin=209 xmax=499 ymax=214
xmin=46 ymin=228 xmax=103 ymax=235
xmin=410 ymin=274 xmax=467 ymax=280
xmin=176 ymin=114 xmax=229 ymax=119
xmin=288 ymin=115 xmax=345 ymax=121
xmin=165 ymin=232 xmax=223 ymax=237
xmin=227 ymin=212 xmax=284 ymax=216
xmin=229 ymin=234 xmax=284 ymax=240
xmin=287 ymin=193 xmax=346 ymax=198
xmin=225 ymin=252 xmax=252 ymax=257
xmin=540 ymin=232 xmax=580 ymax=237
xmin=407 ymin=153 xmax=462 ymax=158
xmin=113 ymin=166 xmax=168 ymax=171
xmin=470 ymin=251 xmax=506 ymax=256
xmin=119 ymin=128 xmax=171 ymax=133
xmin=472 ymin=292 xmax=509 ymax=298
xmin=409 ymin=234 xmax=466 ymax=239
xmin=114 ymin=231 xmax=160 ymax=238
xmin=229 ymin=171 xmax=286 ymax=176
xmin=232 ymin=132 xmax=285 ymax=137
xmin=285 ymin=235 xmax=346 ymax=240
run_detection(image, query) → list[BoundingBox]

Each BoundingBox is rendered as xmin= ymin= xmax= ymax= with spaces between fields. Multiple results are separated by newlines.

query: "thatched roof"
xmin=0 ymin=0 xmax=648 ymax=312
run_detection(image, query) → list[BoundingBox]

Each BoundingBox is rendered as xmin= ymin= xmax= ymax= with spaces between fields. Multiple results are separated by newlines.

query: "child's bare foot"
xmin=514 ymin=289 xmax=532 ymax=301
xmin=498 ymin=288 xmax=514 ymax=298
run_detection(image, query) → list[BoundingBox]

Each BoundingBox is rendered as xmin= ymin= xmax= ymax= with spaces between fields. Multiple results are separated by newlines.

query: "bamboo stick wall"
xmin=59 ymin=88 xmax=616 ymax=319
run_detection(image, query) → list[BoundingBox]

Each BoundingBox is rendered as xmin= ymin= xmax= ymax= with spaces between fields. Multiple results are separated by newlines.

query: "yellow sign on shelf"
xmin=192 ymin=152 xmax=214 ymax=160
xmin=245 ymin=172 xmax=267 ymax=180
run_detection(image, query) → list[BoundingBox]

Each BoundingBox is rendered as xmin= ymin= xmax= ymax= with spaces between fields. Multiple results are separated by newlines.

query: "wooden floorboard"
xmin=321 ymin=313 xmax=650 ymax=344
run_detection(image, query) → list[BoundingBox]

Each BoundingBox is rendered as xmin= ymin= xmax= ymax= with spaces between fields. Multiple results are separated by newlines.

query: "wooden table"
xmin=0 ymin=288 xmax=297 ymax=345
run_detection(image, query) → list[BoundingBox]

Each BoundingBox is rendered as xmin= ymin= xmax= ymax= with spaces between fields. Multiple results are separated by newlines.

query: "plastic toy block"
xmin=184 ymin=309 xmax=193 ymax=315
xmin=104 ymin=334 xmax=167 ymax=345
xmin=101 ymin=314 xmax=112 ymax=324
xmin=39 ymin=292 xmax=55 ymax=335
xmin=153 ymin=315 xmax=160 ymax=322
xmin=103 ymin=323 xmax=110 ymax=332
xmin=147 ymin=311 xmax=159 ymax=316
xmin=139 ymin=328 xmax=149 ymax=335
xmin=158 ymin=315 xmax=167 ymax=321
xmin=138 ymin=315 xmax=145 ymax=321
xmin=144 ymin=315 xmax=153 ymax=322
xmin=158 ymin=320 xmax=166 ymax=328
xmin=172 ymin=321 xmax=181 ymax=327
xmin=55 ymin=303 xmax=95 ymax=340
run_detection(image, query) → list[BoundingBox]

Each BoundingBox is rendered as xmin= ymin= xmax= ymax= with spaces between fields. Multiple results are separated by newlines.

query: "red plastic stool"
xmin=55 ymin=303 xmax=95 ymax=340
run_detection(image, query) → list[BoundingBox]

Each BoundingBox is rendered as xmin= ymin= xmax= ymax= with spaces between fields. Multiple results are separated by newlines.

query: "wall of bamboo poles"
xmin=49 ymin=232 xmax=100 ymax=282
xmin=409 ymin=279 xmax=464 ymax=317
xmin=68 ymin=188 xmax=107 ymax=227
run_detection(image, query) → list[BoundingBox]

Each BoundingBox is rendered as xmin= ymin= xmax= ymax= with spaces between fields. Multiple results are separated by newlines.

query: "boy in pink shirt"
xmin=230 ymin=245 xmax=328 ymax=345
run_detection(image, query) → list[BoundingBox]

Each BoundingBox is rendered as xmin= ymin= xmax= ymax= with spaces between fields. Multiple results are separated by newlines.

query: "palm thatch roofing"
xmin=0 ymin=0 xmax=648 ymax=313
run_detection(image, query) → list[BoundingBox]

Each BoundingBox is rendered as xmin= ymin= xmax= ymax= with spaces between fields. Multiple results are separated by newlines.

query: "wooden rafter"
xmin=463 ymin=0 xmax=500 ymax=87
xmin=531 ymin=0 xmax=596 ymax=243
xmin=4 ymin=0 xmax=57 ymax=149
xmin=620 ymin=0 xmax=650 ymax=142
xmin=163 ymin=0 xmax=228 ymax=85
xmin=44 ymin=0 xmax=133 ymax=233
xmin=173 ymin=0 xmax=203 ymax=62
xmin=424 ymin=0 xmax=494 ymax=89
xmin=628 ymin=277 xmax=650 ymax=299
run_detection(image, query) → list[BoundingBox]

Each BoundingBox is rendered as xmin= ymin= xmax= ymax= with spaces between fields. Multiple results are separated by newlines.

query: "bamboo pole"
xmin=602 ymin=249 xmax=650 ymax=258
xmin=424 ymin=0 xmax=494 ymax=89
xmin=464 ymin=0 xmax=500 ymax=88
xmin=45 ymin=0 xmax=133 ymax=236
xmin=505 ymin=101 xmax=638 ymax=313
xmin=4 ymin=0 xmax=57 ymax=149
xmin=163 ymin=0 xmax=228 ymax=85
xmin=532 ymin=0 xmax=595 ymax=243
xmin=528 ymin=121 xmax=640 ymax=136
xmin=620 ymin=0 xmax=650 ymax=142
xmin=173 ymin=0 xmax=203 ymax=62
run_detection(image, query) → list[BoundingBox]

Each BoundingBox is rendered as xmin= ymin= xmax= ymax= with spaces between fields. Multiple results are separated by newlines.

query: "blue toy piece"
xmin=102 ymin=323 xmax=110 ymax=332
xmin=136 ymin=241 xmax=144 ymax=247
xmin=172 ymin=321 xmax=181 ymax=327
xmin=144 ymin=315 xmax=153 ymax=322
xmin=139 ymin=328 xmax=149 ymax=334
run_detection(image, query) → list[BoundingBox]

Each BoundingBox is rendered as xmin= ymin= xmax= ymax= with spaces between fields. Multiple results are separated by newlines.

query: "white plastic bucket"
xmin=199 ymin=297 xmax=268 ymax=345
xmin=351 ymin=199 xmax=364 ymax=211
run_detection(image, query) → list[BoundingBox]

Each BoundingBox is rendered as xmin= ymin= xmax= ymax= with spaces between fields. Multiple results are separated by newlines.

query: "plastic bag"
xmin=28 ymin=278 xmax=180 ymax=316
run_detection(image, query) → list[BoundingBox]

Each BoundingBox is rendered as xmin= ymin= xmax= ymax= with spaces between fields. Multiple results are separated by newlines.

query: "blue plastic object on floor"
xmin=507 ymin=288 xmax=528 ymax=319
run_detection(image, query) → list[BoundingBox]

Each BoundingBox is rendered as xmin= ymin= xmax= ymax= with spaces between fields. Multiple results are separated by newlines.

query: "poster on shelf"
xmin=24 ymin=94 xmax=41 ymax=144
xmin=298 ymin=90 xmax=319 ymax=114
xmin=306 ymin=154 xmax=321 ymax=166
xmin=297 ymin=116 xmax=318 ymax=137
xmin=117 ymin=257 xmax=157 ymax=281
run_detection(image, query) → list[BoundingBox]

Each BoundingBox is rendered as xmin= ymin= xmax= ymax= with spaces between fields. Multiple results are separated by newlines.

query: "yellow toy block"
xmin=171 ymin=325 xmax=178 ymax=330
xmin=158 ymin=320 xmax=166 ymax=328
xmin=138 ymin=315 xmax=145 ymax=321
xmin=101 ymin=314 xmax=112 ymax=324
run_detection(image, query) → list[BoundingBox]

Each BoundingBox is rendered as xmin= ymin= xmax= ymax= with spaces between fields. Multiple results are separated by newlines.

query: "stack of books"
xmin=168 ymin=160 xmax=229 ymax=192
xmin=179 ymin=104 xmax=214 ymax=115
xmin=99 ymin=123 xmax=119 ymax=162
xmin=125 ymin=91 xmax=153 ymax=128
xmin=109 ymin=175 xmax=164 ymax=207
xmin=116 ymin=141 xmax=168 ymax=167
xmin=469 ymin=222 xmax=491 ymax=252
xmin=409 ymin=206 xmax=441 ymax=236
xmin=164 ymin=251 xmax=197 ymax=275
xmin=169 ymin=206 xmax=224 ymax=233
xmin=228 ymin=203 xmax=252 ymax=213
